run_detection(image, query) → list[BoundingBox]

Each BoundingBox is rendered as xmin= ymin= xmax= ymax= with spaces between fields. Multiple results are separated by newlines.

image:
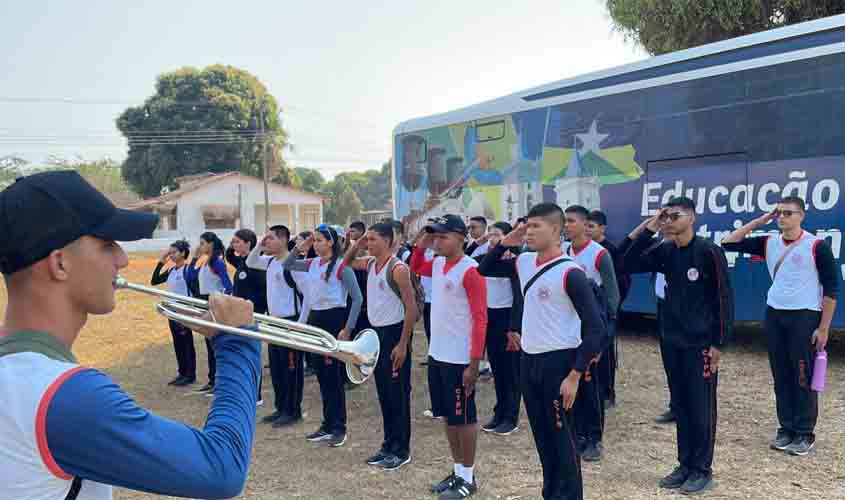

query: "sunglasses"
xmin=774 ymin=209 xmax=800 ymax=218
xmin=660 ymin=212 xmax=691 ymax=222
xmin=316 ymin=224 xmax=334 ymax=242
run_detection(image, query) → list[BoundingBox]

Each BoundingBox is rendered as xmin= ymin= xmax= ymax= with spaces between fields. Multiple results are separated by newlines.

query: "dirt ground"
xmin=4 ymin=255 xmax=844 ymax=499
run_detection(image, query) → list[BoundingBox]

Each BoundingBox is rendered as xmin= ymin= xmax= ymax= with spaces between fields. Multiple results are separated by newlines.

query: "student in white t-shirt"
xmin=247 ymin=225 xmax=306 ymax=428
xmin=343 ymin=222 xmax=419 ymax=471
xmin=150 ymin=240 xmax=196 ymax=387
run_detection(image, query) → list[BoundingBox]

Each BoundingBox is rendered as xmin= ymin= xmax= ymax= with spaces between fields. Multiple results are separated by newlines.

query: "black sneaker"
xmin=659 ymin=466 xmax=689 ymax=489
xmin=492 ymin=421 xmax=517 ymax=436
xmin=576 ymin=436 xmax=588 ymax=455
xmin=770 ymin=430 xmax=793 ymax=451
xmin=481 ymin=417 xmax=500 ymax=433
xmin=366 ymin=449 xmax=391 ymax=466
xmin=680 ymin=471 xmax=713 ymax=495
xmin=194 ymin=382 xmax=214 ymax=394
xmin=167 ymin=376 xmax=183 ymax=386
xmin=173 ymin=376 xmax=195 ymax=387
xmin=325 ymin=432 xmax=347 ymax=447
xmin=786 ymin=436 xmax=815 ymax=456
xmin=380 ymin=454 xmax=411 ymax=471
xmin=439 ymin=477 xmax=477 ymax=499
xmin=655 ymin=410 xmax=676 ymax=424
xmin=262 ymin=411 xmax=282 ymax=424
xmin=305 ymin=428 xmax=332 ymax=442
xmin=581 ymin=441 xmax=602 ymax=462
xmin=272 ymin=414 xmax=302 ymax=428
xmin=431 ymin=473 xmax=457 ymax=494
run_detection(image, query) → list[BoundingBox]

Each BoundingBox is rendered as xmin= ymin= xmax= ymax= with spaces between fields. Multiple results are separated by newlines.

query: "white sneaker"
xmin=256 ymin=399 xmax=264 ymax=407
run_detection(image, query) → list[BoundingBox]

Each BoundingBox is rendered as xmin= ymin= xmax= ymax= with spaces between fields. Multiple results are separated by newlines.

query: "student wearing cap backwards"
xmin=0 ymin=171 xmax=262 ymax=500
xmin=411 ymin=214 xmax=487 ymax=500
xmin=284 ymin=224 xmax=362 ymax=448
xmin=150 ymin=240 xmax=197 ymax=387
xmin=722 ymin=196 xmax=838 ymax=456
xmin=622 ymin=196 xmax=734 ymax=496
xmin=480 ymin=203 xmax=606 ymax=500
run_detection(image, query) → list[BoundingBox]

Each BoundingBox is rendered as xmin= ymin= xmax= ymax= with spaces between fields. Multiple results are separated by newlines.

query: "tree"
xmin=294 ymin=167 xmax=326 ymax=193
xmin=117 ymin=65 xmax=293 ymax=197
xmin=605 ymin=0 xmax=845 ymax=55
xmin=334 ymin=161 xmax=392 ymax=211
xmin=323 ymin=177 xmax=363 ymax=225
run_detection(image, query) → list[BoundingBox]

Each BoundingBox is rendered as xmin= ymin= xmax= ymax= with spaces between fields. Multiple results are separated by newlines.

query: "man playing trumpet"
xmin=0 ymin=171 xmax=261 ymax=500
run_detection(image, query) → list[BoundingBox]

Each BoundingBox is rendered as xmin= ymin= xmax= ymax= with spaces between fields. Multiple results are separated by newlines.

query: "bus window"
xmin=476 ymin=120 xmax=505 ymax=142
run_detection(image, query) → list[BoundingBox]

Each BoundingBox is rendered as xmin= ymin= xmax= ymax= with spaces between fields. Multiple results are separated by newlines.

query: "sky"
xmin=0 ymin=0 xmax=647 ymax=178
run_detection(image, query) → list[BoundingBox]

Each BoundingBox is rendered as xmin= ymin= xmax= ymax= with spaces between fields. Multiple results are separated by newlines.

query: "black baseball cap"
xmin=0 ymin=170 xmax=159 ymax=274
xmin=424 ymin=214 xmax=467 ymax=236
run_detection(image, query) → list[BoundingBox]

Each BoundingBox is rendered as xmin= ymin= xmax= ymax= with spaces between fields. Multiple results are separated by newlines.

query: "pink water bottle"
xmin=811 ymin=350 xmax=827 ymax=392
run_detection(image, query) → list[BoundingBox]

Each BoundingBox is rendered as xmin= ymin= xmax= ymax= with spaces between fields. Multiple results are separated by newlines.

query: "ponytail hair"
xmin=200 ymin=231 xmax=225 ymax=264
xmin=316 ymin=225 xmax=343 ymax=282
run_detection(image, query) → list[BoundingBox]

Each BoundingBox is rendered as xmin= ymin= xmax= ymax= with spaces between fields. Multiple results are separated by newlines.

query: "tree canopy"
xmin=293 ymin=161 xmax=392 ymax=224
xmin=606 ymin=0 xmax=845 ymax=55
xmin=117 ymin=65 xmax=292 ymax=197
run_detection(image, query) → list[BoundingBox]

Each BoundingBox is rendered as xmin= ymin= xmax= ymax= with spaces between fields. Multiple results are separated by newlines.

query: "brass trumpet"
xmin=114 ymin=277 xmax=379 ymax=384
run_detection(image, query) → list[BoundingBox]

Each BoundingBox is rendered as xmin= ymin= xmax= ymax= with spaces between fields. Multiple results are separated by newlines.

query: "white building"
xmin=122 ymin=172 xmax=323 ymax=252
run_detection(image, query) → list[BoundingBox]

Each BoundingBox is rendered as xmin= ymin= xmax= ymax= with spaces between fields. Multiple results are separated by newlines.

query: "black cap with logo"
xmin=424 ymin=214 xmax=467 ymax=236
xmin=0 ymin=170 xmax=159 ymax=274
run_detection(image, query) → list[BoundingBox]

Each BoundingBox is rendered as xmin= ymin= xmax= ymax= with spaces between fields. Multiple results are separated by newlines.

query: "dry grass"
xmin=2 ymin=256 xmax=844 ymax=500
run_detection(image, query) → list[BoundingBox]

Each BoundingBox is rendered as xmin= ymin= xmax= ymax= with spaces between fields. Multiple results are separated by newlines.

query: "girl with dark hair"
xmin=284 ymin=224 xmax=363 ymax=447
xmin=150 ymin=240 xmax=197 ymax=387
xmin=186 ymin=231 xmax=233 ymax=394
xmin=226 ymin=228 xmax=267 ymax=406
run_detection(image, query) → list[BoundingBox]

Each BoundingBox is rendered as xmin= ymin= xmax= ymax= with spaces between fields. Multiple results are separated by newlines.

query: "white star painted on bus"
xmin=576 ymin=120 xmax=608 ymax=155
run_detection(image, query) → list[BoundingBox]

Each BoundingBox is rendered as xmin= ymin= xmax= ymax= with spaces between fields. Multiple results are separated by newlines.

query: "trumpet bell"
xmin=341 ymin=329 xmax=380 ymax=385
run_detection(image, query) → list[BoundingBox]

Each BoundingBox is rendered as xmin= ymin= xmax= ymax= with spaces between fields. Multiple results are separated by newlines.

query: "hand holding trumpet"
xmin=191 ymin=294 xmax=255 ymax=338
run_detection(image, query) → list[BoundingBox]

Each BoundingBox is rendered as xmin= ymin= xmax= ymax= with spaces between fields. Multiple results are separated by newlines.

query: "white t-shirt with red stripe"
xmin=765 ymin=231 xmax=825 ymax=311
xmin=516 ymin=252 xmax=584 ymax=354
xmin=566 ymin=239 xmax=607 ymax=286
xmin=0 ymin=351 xmax=111 ymax=500
xmin=305 ymin=258 xmax=348 ymax=310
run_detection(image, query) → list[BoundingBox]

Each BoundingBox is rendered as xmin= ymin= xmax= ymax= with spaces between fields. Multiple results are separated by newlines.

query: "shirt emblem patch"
xmin=687 ymin=267 xmax=700 ymax=282
xmin=238 ymin=271 xmax=247 ymax=280
xmin=537 ymin=286 xmax=552 ymax=301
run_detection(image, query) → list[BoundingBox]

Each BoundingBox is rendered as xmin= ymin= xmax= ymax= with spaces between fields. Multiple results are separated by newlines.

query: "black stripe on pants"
xmin=521 ymin=350 xmax=583 ymax=500
xmin=765 ymin=307 xmax=820 ymax=439
xmin=486 ymin=307 xmax=520 ymax=425
xmin=374 ymin=321 xmax=412 ymax=457
xmin=574 ymin=357 xmax=604 ymax=444
xmin=268 ymin=315 xmax=304 ymax=417
xmin=663 ymin=341 xmax=718 ymax=475
xmin=168 ymin=320 xmax=196 ymax=378
xmin=308 ymin=307 xmax=347 ymax=434
xmin=597 ymin=319 xmax=617 ymax=404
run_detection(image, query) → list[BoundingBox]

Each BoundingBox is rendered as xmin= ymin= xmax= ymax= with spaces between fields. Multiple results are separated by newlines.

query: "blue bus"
xmin=392 ymin=15 xmax=845 ymax=326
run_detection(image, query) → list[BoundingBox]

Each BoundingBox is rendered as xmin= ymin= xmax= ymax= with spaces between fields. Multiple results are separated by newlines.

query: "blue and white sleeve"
xmin=44 ymin=334 xmax=261 ymax=499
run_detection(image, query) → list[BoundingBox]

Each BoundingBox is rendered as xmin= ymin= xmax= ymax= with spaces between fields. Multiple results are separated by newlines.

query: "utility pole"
xmin=259 ymin=98 xmax=270 ymax=232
